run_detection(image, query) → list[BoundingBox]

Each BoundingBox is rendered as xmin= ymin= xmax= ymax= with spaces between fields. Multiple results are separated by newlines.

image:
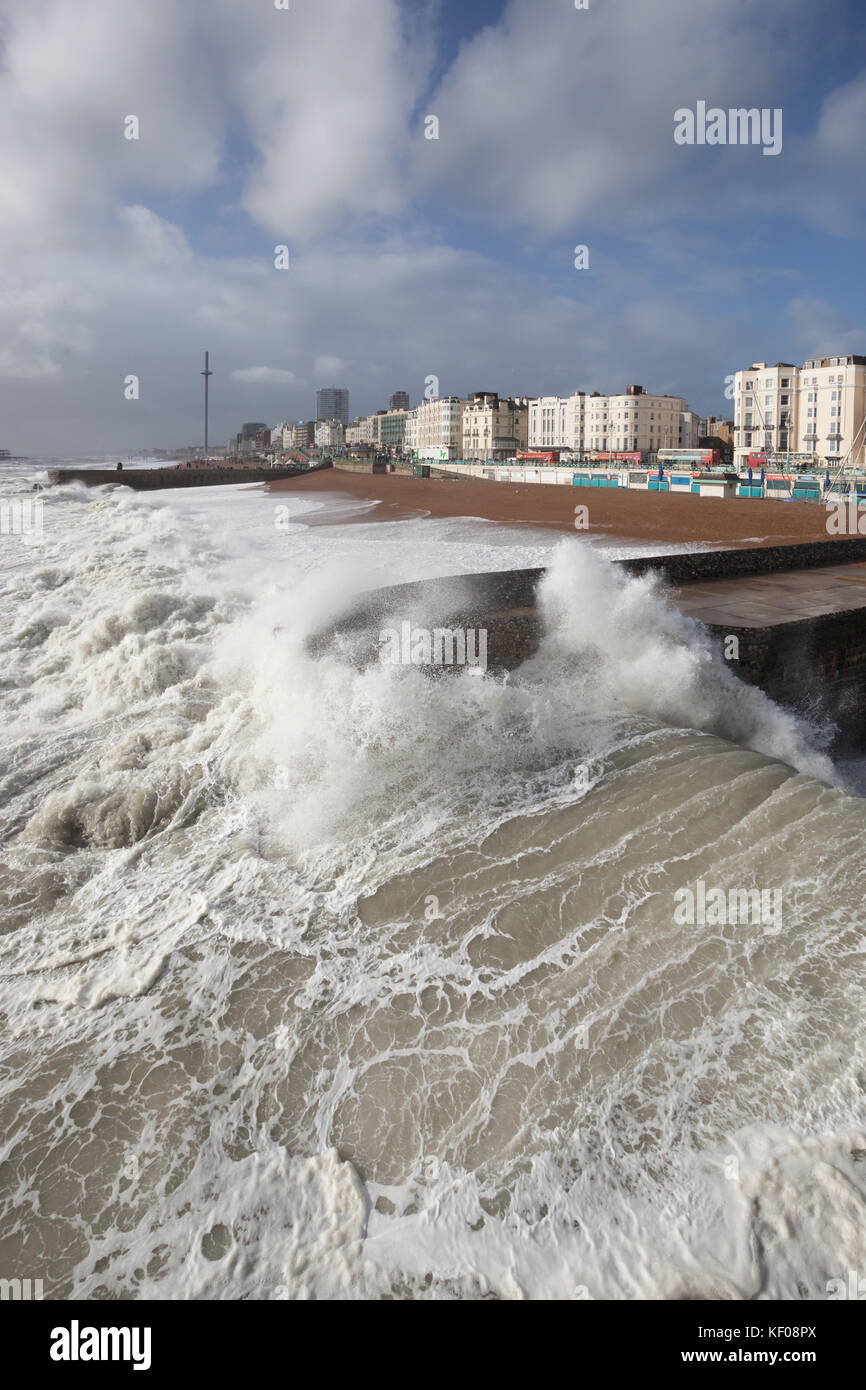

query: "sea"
xmin=0 ymin=457 xmax=864 ymax=1300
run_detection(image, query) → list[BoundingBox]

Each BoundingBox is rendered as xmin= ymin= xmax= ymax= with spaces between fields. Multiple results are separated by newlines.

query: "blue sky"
xmin=1 ymin=0 xmax=865 ymax=452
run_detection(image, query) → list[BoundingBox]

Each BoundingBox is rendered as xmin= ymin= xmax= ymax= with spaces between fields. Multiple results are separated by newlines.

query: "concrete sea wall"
xmin=333 ymin=460 xmax=388 ymax=475
xmin=316 ymin=541 xmax=866 ymax=749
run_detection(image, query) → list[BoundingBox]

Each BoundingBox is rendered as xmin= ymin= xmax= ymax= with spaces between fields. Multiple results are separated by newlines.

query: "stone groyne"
xmin=45 ymin=462 xmax=334 ymax=490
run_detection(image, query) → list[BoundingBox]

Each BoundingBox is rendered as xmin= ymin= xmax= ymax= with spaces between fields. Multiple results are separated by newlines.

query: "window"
xmin=781 ymin=394 xmax=789 ymax=405
xmin=781 ymin=378 xmax=790 ymax=388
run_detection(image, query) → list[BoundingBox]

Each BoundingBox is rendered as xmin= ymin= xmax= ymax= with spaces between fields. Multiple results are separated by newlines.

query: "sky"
xmin=1 ymin=0 xmax=866 ymax=454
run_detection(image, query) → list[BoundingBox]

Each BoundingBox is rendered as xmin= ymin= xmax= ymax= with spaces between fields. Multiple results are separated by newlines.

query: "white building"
xmin=528 ymin=396 xmax=572 ymax=450
xmin=525 ymin=386 xmax=693 ymax=456
xmin=360 ymin=415 xmax=380 ymax=444
xmin=314 ymin=419 xmax=344 ymax=450
xmin=679 ymin=411 xmax=702 ymax=448
xmin=587 ymin=386 xmax=688 ymax=454
xmin=404 ymin=409 xmax=418 ymax=453
xmin=461 ymin=393 xmax=528 ymax=460
xmin=732 ymin=355 xmax=866 ymax=469
xmin=414 ymin=396 xmax=464 ymax=459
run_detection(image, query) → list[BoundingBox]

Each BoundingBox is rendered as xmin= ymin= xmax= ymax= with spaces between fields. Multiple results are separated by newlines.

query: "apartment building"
xmin=461 ymin=392 xmax=528 ymax=461
xmin=371 ymin=409 xmax=409 ymax=451
xmin=528 ymin=396 xmax=572 ymax=450
xmin=525 ymin=386 xmax=693 ymax=455
xmin=679 ymin=410 xmax=702 ymax=447
xmin=588 ymin=386 xmax=688 ymax=453
xmin=346 ymin=414 xmax=381 ymax=445
xmin=732 ymin=356 xmax=866 ymax=468
xmin=314 ymin=419 xmax=345 ymax=450
xmin=291 ymin=420 xmax=316 ymax=450
xmin=404 ymin=409 xmax=417 ymax=453
xmin=415 ymin=395 xmax=464 ymax=459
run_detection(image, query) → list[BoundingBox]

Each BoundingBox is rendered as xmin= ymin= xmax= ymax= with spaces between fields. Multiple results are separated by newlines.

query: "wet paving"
xmin=672 ymin=561 xmax=866 ymax=628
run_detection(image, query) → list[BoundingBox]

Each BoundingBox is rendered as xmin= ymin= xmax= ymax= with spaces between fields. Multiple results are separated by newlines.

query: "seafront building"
xmin=314 ymin=419 xmax=345 ymax=450
xmin=292 ymin=420 xmax=316 ymax=450
xmin=588 ymin=387 xmax=690 ymax=453
xmin=414 ymin=396 xmax=465 ymax=460
xmin=527 ymin=396 xmax=572 ymax=450
xmin=230 ymin=378 xmax=712 ymax=469
xmin=464 ymin=391 xmax=530 ymax=461
xmin=527 ymin=386 xmax=695 ymax=455
xmin=732 ymin=355 xmax=866 ymax=470
xmin=461 ymin=393 xmax=529 ymax=461
xmin=404 ymin=409 xmax=418 ymax=453
xmin=370 ymin=408 xmax=409 ymax=451
xmin=680 ymin=410 xmax=702 ymax=447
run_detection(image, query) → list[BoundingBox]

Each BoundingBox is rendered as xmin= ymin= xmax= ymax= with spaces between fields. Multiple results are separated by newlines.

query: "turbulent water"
xmin=1 ymin=463 xmax=865 ymax=1301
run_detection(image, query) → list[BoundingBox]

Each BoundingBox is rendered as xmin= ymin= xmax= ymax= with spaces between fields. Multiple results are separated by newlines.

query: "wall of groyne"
xmin=334 ymin=459 xmax=388 ymax=475
xmin=45 ymin=462 xmax=333 ymax=490
xmin=317 ymin=538 xmax=866 ymax=750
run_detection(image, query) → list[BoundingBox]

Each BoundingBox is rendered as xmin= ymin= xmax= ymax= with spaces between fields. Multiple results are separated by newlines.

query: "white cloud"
xmin=413 ymin=0 xmax=819 ymax=236
xmin=313 ymin=356 xmax=351 ymax=379
xmin=0 ymin=0 xmax=228 ymax=253
xmin=224 ymin=0 xmax=429 ymax=243
xmin=232 ymin=367 xmax=296 ymax=384
xmin=0 ymin=348 xmax=63 ymax=381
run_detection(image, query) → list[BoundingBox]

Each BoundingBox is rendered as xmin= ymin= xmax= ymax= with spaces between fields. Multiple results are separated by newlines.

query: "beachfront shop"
xmin=429 ymin=452 xmax=855 ymax=504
